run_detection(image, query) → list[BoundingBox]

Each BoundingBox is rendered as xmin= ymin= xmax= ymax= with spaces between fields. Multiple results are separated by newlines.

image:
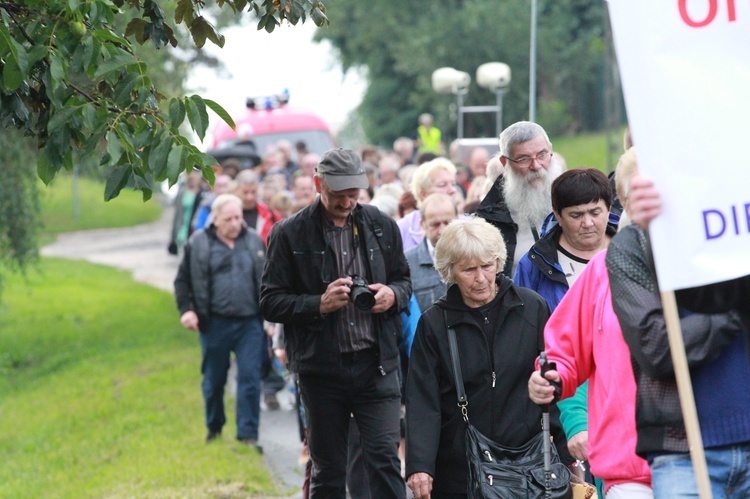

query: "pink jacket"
xmin=543 ymin=251 xmax=651 ymax=492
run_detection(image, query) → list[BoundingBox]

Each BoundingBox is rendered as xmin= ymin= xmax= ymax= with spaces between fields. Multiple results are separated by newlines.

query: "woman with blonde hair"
xmin=407 ymin=218 xmax=572 ymax=498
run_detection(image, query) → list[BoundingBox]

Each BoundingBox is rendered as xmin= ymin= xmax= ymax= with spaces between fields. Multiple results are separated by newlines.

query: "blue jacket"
xmin=514 ymin=211 xmax=620 ymax=312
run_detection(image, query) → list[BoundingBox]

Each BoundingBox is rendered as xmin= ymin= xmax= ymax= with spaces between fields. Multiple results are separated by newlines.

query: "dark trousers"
xmin=200 ymin=315 xmax=265 ymax=440
xmin=298 ymin=349 xmax=405 ymax=499
xmin=347 ymin=418 xmax=371 ymax=499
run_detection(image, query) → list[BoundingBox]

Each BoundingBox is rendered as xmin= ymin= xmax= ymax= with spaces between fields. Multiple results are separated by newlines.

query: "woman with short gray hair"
xmin=433 ymin=217 xmax=507 ymax=285
xmin=406 ymin=217 xmax=572 ymax=498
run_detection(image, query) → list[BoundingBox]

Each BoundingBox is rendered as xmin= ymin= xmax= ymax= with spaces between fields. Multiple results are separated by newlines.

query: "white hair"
xmin=503 ymin=159 xmax=563 ymax=228
xmin=211 ymin=193 xmax=243 ymax=217
xmin=410 ymin=157 xmax=457 ymax=201
xmin=434 ymin=218 xmax=507 ymax=284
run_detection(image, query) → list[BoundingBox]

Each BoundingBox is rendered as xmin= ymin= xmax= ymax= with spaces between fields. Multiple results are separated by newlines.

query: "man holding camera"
xmin=260 ymin=148 xmax=411 ymax=498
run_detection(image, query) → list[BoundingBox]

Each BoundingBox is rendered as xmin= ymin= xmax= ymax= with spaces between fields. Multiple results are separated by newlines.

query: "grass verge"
xmin=0 ymin=259 xmax=279 ymax=498
xmin=552 ymin=128 xmax=627 ymax=174
xmin=40 ymin=173 xmax=162 ymax=237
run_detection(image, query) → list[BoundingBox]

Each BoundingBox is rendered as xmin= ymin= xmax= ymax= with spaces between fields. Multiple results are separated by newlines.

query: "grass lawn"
xmin=0 ymin=259 xmax=279 ymax=498
xmin=40 ymin=173 xmax=162 ymax=237
xmin=552 ymin=128 xmax=627 ymax=174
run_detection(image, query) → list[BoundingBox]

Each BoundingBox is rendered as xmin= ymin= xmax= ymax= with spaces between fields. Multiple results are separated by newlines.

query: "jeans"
xmin=200 ymin=315 xmax=265 ymax=440
xmin=299 ymin=348 xmax=405 ymax=499
xmin=651 ymin=444 xmax=750 ymax=498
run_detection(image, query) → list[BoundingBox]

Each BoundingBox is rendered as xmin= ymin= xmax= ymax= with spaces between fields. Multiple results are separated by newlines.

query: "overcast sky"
xmin=186 ymin=22 xmax=366 ymax=143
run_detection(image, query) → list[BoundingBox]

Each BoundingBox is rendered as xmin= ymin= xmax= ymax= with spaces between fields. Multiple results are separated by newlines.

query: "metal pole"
xmin=73 ymin=164 xmax=80 ymax=219
xmin=496 ymin=89 xmax=504 ymax=136
xmin=529 ymin=0 xmax=538 ymax=122
xmin=457 ymin=89 xmax=465 ymax=140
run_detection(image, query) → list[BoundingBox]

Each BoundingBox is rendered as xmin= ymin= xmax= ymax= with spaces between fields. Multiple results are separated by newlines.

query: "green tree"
xmin=0 ymin=130 xmax=39 ymax=293
xmin=317 ymin=0 xmax=610 ymax=145
xmin=0 ymin=0 xmax=328 ymax=291
xmin=0 ymin=0 xmax=329 ymax=201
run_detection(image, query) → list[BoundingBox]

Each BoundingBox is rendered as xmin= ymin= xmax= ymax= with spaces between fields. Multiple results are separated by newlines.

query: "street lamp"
xmin=431 ymin=67 xmax=471 ymax=139
xmin=431 ymin=63 xmax=511 ymax=140
xmin=476 ymin=62 xmax=512 ymax=136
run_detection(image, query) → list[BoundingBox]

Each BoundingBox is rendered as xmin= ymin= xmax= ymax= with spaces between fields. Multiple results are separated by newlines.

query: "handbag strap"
xmin=445 ymin=310 xmax=469 ymax=422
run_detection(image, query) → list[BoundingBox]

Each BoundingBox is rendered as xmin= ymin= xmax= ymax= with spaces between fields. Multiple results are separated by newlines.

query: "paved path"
xmin=41 ymin=203 xmax=305 ymax=497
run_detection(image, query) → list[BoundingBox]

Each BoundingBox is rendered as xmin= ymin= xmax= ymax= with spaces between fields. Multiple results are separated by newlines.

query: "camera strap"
xmin=342 ymin=222 xmax=362 ymax=277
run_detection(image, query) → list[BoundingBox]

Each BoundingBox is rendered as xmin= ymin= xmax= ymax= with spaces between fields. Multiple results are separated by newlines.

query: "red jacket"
xmin=542 ymin=251 xmax=651 ymax=492
xmin=254 ymin=202 xmax=280 ymax=245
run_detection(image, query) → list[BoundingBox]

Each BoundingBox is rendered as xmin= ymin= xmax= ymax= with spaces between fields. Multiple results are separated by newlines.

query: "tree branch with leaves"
xmin=0 ymin=0 xmax=328 ymax=201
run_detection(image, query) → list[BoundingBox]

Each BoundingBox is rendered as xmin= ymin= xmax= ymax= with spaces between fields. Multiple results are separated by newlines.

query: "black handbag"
xmin=446 ymin=325 xmax=572 ymax=499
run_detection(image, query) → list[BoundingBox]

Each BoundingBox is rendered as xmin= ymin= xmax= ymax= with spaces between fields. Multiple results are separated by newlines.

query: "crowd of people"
xmin=169 ymin=119 xmax=750 ymax=499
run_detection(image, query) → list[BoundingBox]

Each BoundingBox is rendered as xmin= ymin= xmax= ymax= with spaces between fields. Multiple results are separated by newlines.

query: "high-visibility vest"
xmin=417 ymin=125 xmax=441 ymax=154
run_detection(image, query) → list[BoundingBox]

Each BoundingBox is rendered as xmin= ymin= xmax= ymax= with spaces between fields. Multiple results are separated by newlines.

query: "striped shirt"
xmin=324 ymin=217 xmax=376 ymax=353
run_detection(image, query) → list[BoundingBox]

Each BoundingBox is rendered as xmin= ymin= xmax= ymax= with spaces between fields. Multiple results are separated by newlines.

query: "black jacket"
xmin=607 ymin=225 xmax=743 ymax=457
xmin=406 ymin=275 xmax=572 ymax=495
xmin=174 ymin=225 xmax=266 ymax=324
xmin=476 ymin=176 xmax=518 ymax=277
xmin=675 ymin=273 xmax=750 ymax=344
xmin=259 ymin=198 xmax=411 ymax=374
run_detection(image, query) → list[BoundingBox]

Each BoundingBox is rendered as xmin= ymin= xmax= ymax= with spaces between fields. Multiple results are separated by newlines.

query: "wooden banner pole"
xmin=660 ymin=290 xmax=712 ymax=498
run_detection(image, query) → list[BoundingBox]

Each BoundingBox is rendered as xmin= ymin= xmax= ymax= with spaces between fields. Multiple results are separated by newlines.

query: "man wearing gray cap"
xmin=260 ymin=148 xmax=411 ymax=498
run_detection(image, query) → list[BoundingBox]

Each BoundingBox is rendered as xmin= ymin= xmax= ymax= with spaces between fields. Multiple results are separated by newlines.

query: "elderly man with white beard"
xmin=476 ymin=121 xmax=564 ymax=277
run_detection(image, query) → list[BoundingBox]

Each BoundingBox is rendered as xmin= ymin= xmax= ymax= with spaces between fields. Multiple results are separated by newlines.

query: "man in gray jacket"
xmin=174 ymin=193 xmax=267 ymax=449
xmin=405 ymin=193 xmax=456 ymax=312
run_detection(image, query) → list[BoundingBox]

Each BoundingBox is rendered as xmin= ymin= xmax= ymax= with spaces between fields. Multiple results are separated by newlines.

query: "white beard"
xmin=503 ymin=160 xmax=564 ymax=228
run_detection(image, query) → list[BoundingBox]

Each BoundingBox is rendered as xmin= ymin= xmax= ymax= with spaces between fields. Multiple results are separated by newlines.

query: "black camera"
xmin=349 ymin=275 xmax=375 ymax=311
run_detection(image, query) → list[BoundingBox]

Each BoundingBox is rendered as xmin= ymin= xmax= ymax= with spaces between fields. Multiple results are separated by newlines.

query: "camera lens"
xmin=351 ymin=287 xmax=375 ymax=311
xmin=349 ymin=275 xmax=375 ymax=311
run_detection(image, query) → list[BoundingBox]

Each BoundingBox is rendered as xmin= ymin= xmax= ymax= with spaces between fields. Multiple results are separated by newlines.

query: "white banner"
xmin=607 ymin=0 xmax=750 ymax=291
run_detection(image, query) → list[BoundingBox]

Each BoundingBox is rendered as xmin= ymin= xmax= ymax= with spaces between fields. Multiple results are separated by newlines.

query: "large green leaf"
xmin=105 ymin=130 xmax=122 ymax=163
xmin=49 ymin=53 xmax=66 ymax=88
xmin=190 ymin=17 xmax=208 ymax=48
xmin=104 ymin=164 xmax=132 ymax=201
xmin=168 ymin=98 xmax=186 ymax=129
xmin=37 ymin=152 xmax=56 ymax=186
xmin=175 ymin=0 xmax=195 ymax=25
xmin=186 ymin=95 xmax=209 ymax=140
xmin=148 ymin=133 xmax=173 ymax=181
xmin=166 ymin=145 xmax=187 ymax=186
xmin=91 ymin=28 xmax=130 ymax=46
xmin=0 ymin=28 xmax=28 ymax=90
xmin=124 ymin=18 xmax=149 ymax=44
xmin=204 ymin=99 xmax=236 ymax=130
xmin=47 ymin=107 xmax=79 ymax=133
xmin=113 ymin=73 xmax=142 ymax=107
xmin=2 ymin=57 xmax=23 ymax=91
xmin=93 ymin=52 xmax=138 ymax=80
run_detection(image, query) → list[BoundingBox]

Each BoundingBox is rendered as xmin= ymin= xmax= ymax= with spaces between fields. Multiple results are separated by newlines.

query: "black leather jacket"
xmin=260 ymin=198 xmax=411 ymax=374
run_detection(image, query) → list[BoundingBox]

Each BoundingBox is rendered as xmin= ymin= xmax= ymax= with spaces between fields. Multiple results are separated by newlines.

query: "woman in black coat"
xmin=406 ymin=217 xmax=572 ymax=499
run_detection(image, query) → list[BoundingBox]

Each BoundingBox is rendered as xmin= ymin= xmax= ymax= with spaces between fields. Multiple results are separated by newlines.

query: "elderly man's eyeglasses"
xmin=503 ymin=151 xmax=552 ymax=169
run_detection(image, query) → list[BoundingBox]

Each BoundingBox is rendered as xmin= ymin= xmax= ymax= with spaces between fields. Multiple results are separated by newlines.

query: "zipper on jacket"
xmin=378 ymin=365 xmax=386 ymax=376
xmin=491 ymin=371 xmax=496 ymax=388
xmin=484 ymin=450 xmax=493 ymax=462
xmin=488 ymin=475 xmax=493 ymax=486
